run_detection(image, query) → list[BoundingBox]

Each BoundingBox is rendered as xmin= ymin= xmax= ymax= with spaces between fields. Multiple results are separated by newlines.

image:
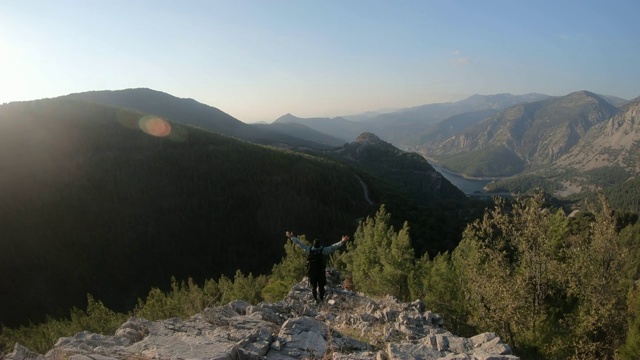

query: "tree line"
xmin=4 ymin=193 xmax=640 ymax=359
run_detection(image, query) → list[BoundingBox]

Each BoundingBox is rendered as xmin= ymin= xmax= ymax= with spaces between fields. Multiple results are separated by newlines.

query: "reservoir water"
xmin=431 ymin=164 xmax=493 ymax=195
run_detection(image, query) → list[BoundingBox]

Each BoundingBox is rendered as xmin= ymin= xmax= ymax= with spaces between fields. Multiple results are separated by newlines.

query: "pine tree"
xmin=261 ymin=235 xmax=309 ymax=302
xmin=562 ymin=195 xmax=630 ymax=359
xmin=621 ymin=283 xmax=640 ymax=360
xmin=412 ymin=252 xmax=471 ymax=335
xmin=453 ymin=194 xmax=569 ymax=356
xmin=340 ymin=205 xmax=415 ymax=300
xmin=451 ymin=192 xmax=635 ymax=359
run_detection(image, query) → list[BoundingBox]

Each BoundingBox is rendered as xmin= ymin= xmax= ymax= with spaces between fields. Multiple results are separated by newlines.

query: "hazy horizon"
xmin=2 ymin=1 xmax=639 ymax=122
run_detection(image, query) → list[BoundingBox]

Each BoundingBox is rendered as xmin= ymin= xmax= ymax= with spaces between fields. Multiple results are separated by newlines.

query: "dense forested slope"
xmin=0 ymin=98 xmax=374 ymax=327
xmin=324 ymin=132 xmax=470 ymax=256
xmin=0 ymin=98 xmax=473 ymax=327
xmin=328 ymin=132 xmax=466 ymax=204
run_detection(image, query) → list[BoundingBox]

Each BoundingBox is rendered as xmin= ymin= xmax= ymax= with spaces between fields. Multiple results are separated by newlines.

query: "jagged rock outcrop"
xmin=6 ymin=270 xmax=518 ymax=360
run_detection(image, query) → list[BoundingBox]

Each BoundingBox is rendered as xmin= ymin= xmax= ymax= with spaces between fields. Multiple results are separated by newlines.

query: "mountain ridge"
xmin=66 ymin=88 xmax=337 ymax=151
xmin=477 ymin=95 xmax=640 ymax=209
xmin=272 ymin=93 xmax=553 ymax=147
xmin=555 ymin=95 xmax=640 ymax=172
xmin=418 ymin=91 xmax=620 ymax=176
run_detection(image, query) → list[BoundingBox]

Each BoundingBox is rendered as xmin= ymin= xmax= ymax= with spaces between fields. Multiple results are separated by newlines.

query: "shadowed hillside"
xmin=324 ymin=132 xmax=469 ymax=256
xmin=330 ymin=132 xmax=466 ymax=204
xmin=0 ymin=98 xmax=374 ymax=327
xmin=0 ymin=97 xmax=476 ymax=329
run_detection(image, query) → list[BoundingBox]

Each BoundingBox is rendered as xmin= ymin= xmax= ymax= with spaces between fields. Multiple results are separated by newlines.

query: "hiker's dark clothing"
xmin=290 ymin=236 xmax=345 ymax=303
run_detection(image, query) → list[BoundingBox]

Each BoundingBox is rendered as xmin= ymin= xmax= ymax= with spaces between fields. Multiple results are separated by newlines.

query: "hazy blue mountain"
xmin=598 ymin=93 xmax=630 ymax=108
xmin=341 ymin=108 xmax=398 ymax=122
xmin=362 ymin=93 xmax=552 ymax=146
xmin=273 ymin=113 xmax=362 ymax=142
xmin=271 ymin=94 xmax=551 ymax=148
xmin=408 ymin=109 xmax=499 ymax=148
xmin=254 ymin=121 xmax=347 ymax=147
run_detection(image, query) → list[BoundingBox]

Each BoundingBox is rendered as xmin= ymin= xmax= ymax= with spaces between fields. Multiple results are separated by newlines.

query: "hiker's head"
xmin=313 ymin=239 xmax=320 ymax=247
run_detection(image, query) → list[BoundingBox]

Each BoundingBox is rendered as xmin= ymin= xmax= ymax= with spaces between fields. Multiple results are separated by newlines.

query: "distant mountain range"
xmin=402 ymin=91 xmax=639 ymax=210
xmin=40 ymin=88 xmax=640 ymax=197
xmin=264 ymin=89 xmax=639 ymax=211
xmin=272 ymin=93 xmax=553 ymax=146
xmin=487 ymin=95 xmax=640 ymax=201
xmin=418 ymin=91 xmax=620 ymax=175
xmin=54 ymin=88 xmax=640 ymax=192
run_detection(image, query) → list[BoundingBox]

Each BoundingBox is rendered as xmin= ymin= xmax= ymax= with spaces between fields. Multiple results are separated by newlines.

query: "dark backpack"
xmin=307 ymin=246 xmax=325 ymax=274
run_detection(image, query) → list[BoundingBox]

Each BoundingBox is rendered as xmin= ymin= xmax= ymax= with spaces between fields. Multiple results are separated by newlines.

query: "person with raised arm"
xmin=285 ymin=231 xmax=349 ymax=304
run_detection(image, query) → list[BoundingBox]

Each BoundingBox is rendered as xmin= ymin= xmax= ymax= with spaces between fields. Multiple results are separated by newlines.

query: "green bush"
xmin=0 ymin=295 xmax=127 ymax=355
xmin=337 ymin=205 xmax=415 ymax=300
xmin=262 ymin=237 xmax=308 ymax=302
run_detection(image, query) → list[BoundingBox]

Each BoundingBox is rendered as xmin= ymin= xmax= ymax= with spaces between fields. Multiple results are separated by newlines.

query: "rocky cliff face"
xmin=555 ymin=97 xmax=640 ymax=172
xmin=421 ymin=91 xmax=619 ymax=167
xmin=6 ymin=270 xmax=518 ymax=360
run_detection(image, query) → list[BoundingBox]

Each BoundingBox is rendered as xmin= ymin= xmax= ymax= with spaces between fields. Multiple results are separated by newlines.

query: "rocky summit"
xmin=6 ymin=270 xmax=517 ymax=360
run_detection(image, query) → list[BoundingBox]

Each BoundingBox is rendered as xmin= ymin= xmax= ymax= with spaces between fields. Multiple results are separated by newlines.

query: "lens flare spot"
xmin=139 ymin=116 xmax=171 ymax=137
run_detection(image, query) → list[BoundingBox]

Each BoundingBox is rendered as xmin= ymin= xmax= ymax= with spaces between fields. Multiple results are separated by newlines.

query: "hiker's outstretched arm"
xmin=322 ymin=235 xmax=350 ymax=254
xmin=286 ymin=231 xmax=310 ymax=252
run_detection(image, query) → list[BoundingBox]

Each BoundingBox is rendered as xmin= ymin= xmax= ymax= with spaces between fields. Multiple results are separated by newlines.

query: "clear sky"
xmin=1 ymin=1 xmax=639 ymax=122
